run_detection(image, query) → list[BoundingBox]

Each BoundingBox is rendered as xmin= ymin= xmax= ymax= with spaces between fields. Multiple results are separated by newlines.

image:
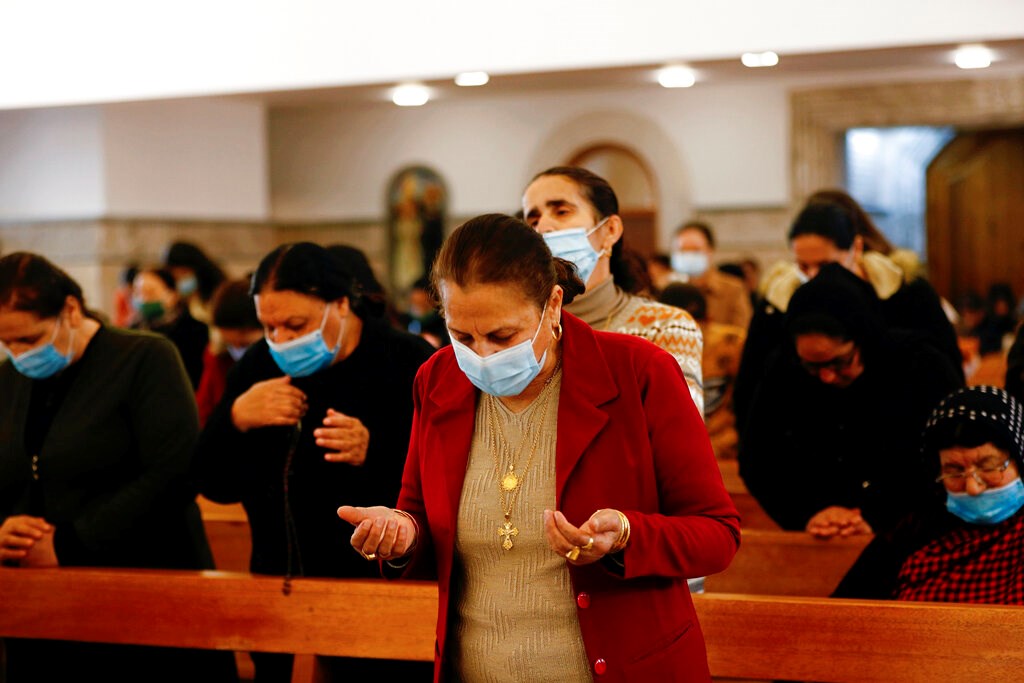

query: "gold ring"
xmin=565 ymin=546 xmax=581 ymax=562
xmin=360 ymin=550 xmax=377 ymax=561
xmin=582 ymin=537 xmax=594 ymax=551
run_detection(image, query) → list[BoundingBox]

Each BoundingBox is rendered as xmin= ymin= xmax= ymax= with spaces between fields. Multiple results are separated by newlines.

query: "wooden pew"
xmin=196 ymin=497 xmax=868 ymax=598
xmin=718 ymin=459 xmax=780 ymax=530
xmin=198 ymin=495 xmax=252 ymax=573
xmin=704 ymin=529 xmax=871 ymax=596
xmin=2 ymin=568 xmax=1023 ymax=682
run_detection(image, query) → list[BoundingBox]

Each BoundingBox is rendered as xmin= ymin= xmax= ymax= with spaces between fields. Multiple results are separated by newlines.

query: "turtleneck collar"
xmin=564 ymin=277 xmax=630 ymax=327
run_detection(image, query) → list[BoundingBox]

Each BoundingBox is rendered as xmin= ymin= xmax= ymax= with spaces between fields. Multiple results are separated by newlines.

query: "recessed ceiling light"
xmin=455 ymin=71 xmax=489 ymax=87
xmin=741 ymin=51 xmax=779 ymax=68
xmin=954 ymin=44 xmax=992 ymax=70
xmin=657 ymin=65 xmax=696 ymax=88
xmin=392 ymin=83 xmax=430 ymax=106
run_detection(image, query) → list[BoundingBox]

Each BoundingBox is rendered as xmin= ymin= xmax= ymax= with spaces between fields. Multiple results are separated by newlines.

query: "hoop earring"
xmin=552 ymin=322 xmax=563 ymax=341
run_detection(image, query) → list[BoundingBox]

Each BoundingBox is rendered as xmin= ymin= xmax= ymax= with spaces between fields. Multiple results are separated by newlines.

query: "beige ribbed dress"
xmin=447 ymin=371 xmax=592 ymax=682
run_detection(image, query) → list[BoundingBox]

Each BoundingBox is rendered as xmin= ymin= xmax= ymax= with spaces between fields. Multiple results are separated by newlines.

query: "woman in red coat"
xmin=339 ymin=214 xmax=739 ymax=682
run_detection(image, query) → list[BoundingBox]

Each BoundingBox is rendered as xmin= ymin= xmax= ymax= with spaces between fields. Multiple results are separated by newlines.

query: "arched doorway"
xmin=568 ymin=144 xmax=659 ymax=257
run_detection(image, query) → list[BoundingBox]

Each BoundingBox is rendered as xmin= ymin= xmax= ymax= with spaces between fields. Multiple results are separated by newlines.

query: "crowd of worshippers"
xmin=2 ymin=167 xmax=1024 ymax=682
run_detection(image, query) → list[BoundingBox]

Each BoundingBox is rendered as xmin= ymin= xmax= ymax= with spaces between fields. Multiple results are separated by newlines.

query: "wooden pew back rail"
xmin=1 ymin=568 xmax=1022 ymax=683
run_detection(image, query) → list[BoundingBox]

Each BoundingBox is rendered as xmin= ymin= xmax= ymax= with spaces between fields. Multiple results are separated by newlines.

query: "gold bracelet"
xmin=610 ymin=509 xmax=631 ymax=553
xmin=391 ymin=509 xmax=420 ymax=554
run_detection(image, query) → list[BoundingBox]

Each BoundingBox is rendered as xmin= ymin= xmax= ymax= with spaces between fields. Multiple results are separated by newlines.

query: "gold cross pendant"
xmin=498 ymin=520 xmax=519 ymax=550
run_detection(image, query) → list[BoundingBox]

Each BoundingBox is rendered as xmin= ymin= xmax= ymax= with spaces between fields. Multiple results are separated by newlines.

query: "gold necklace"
xmin=487 ymin=361 xmax=561 ymax=550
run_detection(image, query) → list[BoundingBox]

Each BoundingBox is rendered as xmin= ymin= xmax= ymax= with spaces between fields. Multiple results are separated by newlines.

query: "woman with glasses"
xmin=738 ymin=263 xmax=963 ymax=538
xmin=834 ymin=385 xmax=1024 ymax=603
xmin=734 ymin=193 xmax=962 ymax=436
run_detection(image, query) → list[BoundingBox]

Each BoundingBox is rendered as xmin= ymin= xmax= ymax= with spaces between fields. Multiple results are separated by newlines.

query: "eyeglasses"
xmin=799 ymin=347 xmax=858 ymax=376
xmin=935 ymin=459 xmax=1012 ymax=487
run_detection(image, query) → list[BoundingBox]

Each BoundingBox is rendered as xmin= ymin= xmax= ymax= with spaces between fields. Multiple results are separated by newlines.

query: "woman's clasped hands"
xmin=0 ymin=515 xmax=57 ymax=566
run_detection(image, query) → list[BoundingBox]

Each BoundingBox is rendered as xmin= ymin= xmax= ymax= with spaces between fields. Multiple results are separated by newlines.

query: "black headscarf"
xmin=922 ymin=385 xmax=1024 ymax=470
xmin=785 ymin=262 xmax=885 ymax=361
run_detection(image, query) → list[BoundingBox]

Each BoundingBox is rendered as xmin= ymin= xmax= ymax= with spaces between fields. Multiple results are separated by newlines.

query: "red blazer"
xmin=397 ymin=312 xmax=740 ymax=682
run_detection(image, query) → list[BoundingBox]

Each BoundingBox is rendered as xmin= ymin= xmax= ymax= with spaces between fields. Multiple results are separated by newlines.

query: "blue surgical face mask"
xmin=266 ymin=305 xmax=343 ymax=378
xmin=5 ymin=317 xmax=75 ymax=380
xmin=946 ymin=477 xmax=1024 ymax=525
xmin=449 ymin=304 xmax=549 ymax=397
xmin=176 ymin=274 xmax=198 ymax=297
xmin=671 ymin=251 xmax=710 ymax=277
xmin=226 ymin=344 xmax=250 ymax=362
xmin=542 ymin=218 xmax=608 ymax=287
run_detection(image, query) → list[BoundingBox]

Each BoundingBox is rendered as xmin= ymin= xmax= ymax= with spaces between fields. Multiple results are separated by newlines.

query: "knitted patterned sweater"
xmin=565 ymin=277 xmax=704 ymax=416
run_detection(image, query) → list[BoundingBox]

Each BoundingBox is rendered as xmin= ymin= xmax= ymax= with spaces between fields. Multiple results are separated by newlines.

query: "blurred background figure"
xmin=195 ymin=279 xmax=264 ymax=427
xmin=1007 ymin=326 xmax=1024 ymax=404
xmin=719 ymin=257 xmax=762 ymax=310
xmin=659 ymin=282 xmax=746 ymax=460
xmin=983 ymin=283 xmax=1018 ymax=354
xmin=111 ymin=263 xmax=139 ymax=328
xmin=671 ymin=221 xmax=752 ymax=329
xmin=834 ymin=386 xmax=1024 ymax=604
xmin=163 ymin=241 xmax=227 ymax=324
xmin=401 ymin=276 xmax=449 ymax=348
xmin=645 ymin=252 xmax=674 ymax=296
xmin=132 ymin=267 xmax=209 ymax=389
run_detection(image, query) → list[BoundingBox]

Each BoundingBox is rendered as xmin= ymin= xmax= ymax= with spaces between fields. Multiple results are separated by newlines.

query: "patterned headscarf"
xmin=922 ymin=385 xmax=1024 ymax=469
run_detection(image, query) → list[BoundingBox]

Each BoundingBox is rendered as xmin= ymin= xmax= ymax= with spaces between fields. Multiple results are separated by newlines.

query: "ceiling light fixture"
xmin=392 ymin=83 xmax=430 ymax=106
xmin=455 ymin=71 xmax=489 ymax=87
xmin=954 ymin=44 xmax=992 ymax=70
xmin=657 ymin=65 xmax=696 ymax=88
xmin=741 ymin=51 xmax=779 ymax=68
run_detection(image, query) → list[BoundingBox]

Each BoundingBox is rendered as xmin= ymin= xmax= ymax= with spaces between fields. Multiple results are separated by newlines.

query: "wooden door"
xmin=926 ymin=129 xmax=1024 ymax=302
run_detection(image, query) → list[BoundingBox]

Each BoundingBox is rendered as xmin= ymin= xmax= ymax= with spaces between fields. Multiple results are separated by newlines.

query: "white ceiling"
xmin=2 ymin=1 xmax=1023 ymax=110
xmin=257 ymin=39 xmax=1024 ymax=108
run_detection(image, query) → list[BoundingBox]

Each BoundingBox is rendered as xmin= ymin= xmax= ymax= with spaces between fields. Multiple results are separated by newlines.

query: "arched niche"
xmin=568 ymin=143 xmax=659 ymax=257
xmin=385 ymin=165 xmax=448 ymax=295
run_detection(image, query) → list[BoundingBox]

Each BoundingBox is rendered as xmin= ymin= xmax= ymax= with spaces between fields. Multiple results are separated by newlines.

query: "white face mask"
xmin=671 ymin=251 xmax=710 ymax=277
xmin=541 ymin=218 xmax=608 ymax=286
xmin=449 ymin=304 xmax=549 ymax=397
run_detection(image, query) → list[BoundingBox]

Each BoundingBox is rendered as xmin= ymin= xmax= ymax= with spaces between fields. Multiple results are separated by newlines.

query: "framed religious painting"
xmin=386 ymin=165 xmax=448 ymax=295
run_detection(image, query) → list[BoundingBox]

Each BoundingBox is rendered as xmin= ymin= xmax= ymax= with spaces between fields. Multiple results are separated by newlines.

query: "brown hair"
xmin=674 ymin=220 xmax=716 ymax=248
xmin=0 ymin=252 xmax=88 ymax=318
xmin=430 ymin=214 xmax=585 ymax=311
xmin=530 ymin=166 xmax=643 ymax=294
xmin=807 ymin=189 xmax=893 ymax=255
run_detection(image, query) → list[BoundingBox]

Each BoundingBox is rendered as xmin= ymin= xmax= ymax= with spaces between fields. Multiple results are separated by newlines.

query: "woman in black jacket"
xmin=738 ymin=263 xmax=963 ymax=537
xmin=195 ymin=242 xmax=434 ymax=682
xmin=0 ymin=252 xmax=235 ymax=682
xmin=733 ymin=196 xmax=963 ymax=437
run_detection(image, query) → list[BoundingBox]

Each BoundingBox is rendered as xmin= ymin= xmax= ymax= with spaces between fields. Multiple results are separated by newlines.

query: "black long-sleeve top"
xmin=195 ymin=319 xmax=434 ymax=578
xmin=0 ymin=326 xmax=211 ymax=569
xmin=738 ymin=332 xmax=962 ymax=533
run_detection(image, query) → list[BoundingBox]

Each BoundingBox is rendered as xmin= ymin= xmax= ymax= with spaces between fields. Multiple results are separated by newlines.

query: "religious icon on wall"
xmin=387 ymin=165 xmax=447 ymax=296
